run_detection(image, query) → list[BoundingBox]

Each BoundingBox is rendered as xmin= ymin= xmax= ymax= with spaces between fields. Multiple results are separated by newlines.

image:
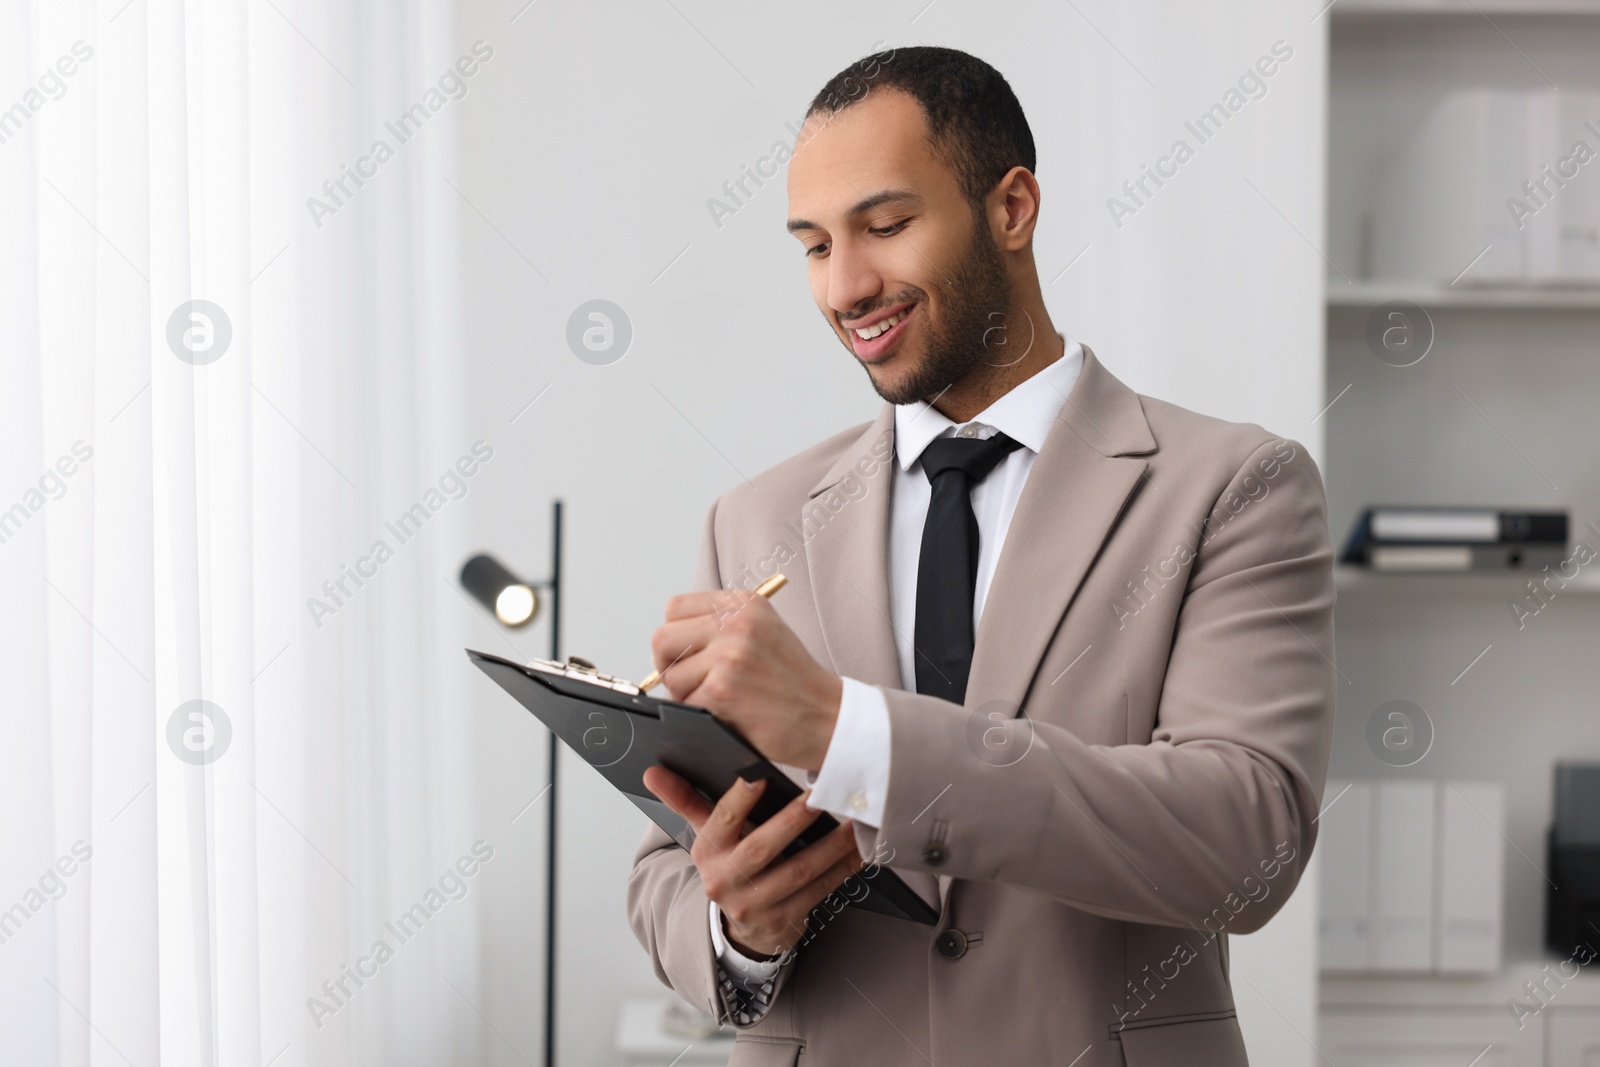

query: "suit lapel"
xmin=945 ymin=345 xmax=1156 ymax=907
xmin=802 ymin=403 xmax=903 ymax=690
xmin=802 ymin=345 xmax=1157 ymax=915
xmin=802 ymin=405 xmax=943 ymax=909
xmin=964 ymin=343 xmax=1156 ymax=717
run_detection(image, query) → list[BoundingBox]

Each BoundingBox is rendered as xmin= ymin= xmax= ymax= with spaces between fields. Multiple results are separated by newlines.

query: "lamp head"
xmin=460 ymin=554 xmax=539 ymax=628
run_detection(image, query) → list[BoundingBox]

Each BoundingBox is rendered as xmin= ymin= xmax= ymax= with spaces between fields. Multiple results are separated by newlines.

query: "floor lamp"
xmin=459 ymin=499 xmax=563 ymax=1067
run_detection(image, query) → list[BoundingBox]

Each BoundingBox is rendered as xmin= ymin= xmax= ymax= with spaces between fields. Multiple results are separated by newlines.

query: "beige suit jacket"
xmin=627 ymin=345 xmax=1336 ymax=1066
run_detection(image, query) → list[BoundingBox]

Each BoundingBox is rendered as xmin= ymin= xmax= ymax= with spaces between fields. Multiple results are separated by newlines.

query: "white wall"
xmin=452 ymin=2 xmax=1329 ymax=1064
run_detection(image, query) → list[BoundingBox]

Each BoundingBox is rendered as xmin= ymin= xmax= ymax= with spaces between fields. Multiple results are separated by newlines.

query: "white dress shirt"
xmin=711 ymin=338 xmax=1086 ymax=1003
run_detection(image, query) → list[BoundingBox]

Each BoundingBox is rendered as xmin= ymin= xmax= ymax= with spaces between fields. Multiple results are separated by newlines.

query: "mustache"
xmin=839 ymin=289 xmax=925 ymax=326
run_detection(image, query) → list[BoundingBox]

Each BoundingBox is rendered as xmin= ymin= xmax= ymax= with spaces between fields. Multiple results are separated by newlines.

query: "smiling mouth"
xmin=846 ymin=302 xmax=917 ymax=362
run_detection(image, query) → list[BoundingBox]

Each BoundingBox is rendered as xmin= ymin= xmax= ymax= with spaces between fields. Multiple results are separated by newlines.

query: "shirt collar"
xmin=893 ymin=335 xmax=1085 ymax=473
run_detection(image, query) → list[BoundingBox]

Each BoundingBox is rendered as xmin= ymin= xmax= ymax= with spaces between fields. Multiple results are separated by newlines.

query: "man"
xmin=628 ymin=45 xmax=1334 ymax=1066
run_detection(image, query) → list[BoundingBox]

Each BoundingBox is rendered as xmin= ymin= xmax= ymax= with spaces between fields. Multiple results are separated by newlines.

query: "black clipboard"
xmin=467 ymin=648 xmax=938 ymax=926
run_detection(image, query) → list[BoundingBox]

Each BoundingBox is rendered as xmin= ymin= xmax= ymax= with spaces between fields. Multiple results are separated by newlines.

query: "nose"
xmin=825 ymin=238 xmax=882 ymax=323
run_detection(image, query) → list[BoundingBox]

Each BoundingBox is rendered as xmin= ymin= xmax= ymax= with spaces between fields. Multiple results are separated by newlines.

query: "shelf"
xmin=1323 ymin=962 xmax=1600 ymax=1008
xmin=1328 ymin=282 xmax=1600 ymax=311
xmin=1332 ymin=0 xmax=1600 ymax=19
xmin=1335 ymin=565 xmax=1600 ymax=593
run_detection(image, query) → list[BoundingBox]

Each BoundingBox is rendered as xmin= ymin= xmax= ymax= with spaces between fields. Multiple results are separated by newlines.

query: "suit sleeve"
xmin=625 ymin=496 xmax=803 ymax=1026
xmin=865 ymin=436 xmax=1336 ymax=933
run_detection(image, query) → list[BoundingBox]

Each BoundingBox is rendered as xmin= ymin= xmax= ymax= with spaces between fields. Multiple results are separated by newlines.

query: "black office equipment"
xmin=1340 ymin=506 xmax=1569 ymax=571
xmin=467 ymin=648 xmax=940 ymax=926
xmin=1546 ymin=763 xmax=1600 ymax=955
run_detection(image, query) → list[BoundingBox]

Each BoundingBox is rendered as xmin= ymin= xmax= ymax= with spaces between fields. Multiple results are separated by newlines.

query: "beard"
xmin=857 ymin=203 xmax=1015 ymax=407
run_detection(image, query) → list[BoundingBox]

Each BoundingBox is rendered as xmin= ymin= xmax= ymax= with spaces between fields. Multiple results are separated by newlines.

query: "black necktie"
xmin=913 ymin=430 xmax=1023 ymax=704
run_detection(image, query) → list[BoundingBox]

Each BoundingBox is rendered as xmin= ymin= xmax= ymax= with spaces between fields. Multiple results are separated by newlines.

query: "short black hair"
xmin=804 ymin=45 xmax=1036 ymax=208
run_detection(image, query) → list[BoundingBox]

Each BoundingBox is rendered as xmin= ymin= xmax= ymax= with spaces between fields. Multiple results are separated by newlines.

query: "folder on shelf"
xmin=1372 ymin=781 xmax=1436 ymax=971
xmin=1320 ymin=780 xmax=1505 ymax=975
xmin=1435 ymin=782 xmax=1504 ymax=973
xmin=1318 ymin=780 xmax=1373 ymax=972
xmin=1340 ymin=506 xmax=1569 ymax=571
xmin=1371 ymin=88 xmax=1600 ymax=286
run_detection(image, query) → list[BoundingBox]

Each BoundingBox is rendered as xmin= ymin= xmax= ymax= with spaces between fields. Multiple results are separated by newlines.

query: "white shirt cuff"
xmin=805 ymin=676 xmax=890 ymax=829
xmin=709 ymin=900 xmax=781 ymax=984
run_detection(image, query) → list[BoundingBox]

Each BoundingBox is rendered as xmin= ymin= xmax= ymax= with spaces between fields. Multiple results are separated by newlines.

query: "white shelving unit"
xmin=1328 ymin=282 xmax=1600 ymax=310
xmin=1334 ymin=566 xmax=1600 ymax=593
xmin=1332 ymin=0 xmax=1600 ymax=18
xmin=1322 ymin=967 xmax=1600 ymax=1067
xmin=1321 ymin=3 xmax=1600 ymax=1063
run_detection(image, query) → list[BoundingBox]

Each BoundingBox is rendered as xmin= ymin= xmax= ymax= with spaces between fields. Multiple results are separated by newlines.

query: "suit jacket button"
xmin=936 ymin=929 xmax=968 ymax=959
xmin=922 ymin=843 xmax=947 ymax=866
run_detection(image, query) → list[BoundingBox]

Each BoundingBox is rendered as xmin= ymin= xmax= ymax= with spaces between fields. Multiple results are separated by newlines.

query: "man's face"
xmin=787 ymin=89 xmax=1013 ymax=406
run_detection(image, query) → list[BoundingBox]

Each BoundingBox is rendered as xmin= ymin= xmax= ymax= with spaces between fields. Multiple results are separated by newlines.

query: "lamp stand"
xmin=543 ymin=499 xmax=562 ymax=1067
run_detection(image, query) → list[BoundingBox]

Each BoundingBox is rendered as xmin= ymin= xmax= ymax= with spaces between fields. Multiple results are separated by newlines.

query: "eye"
xmin=804 ymin=241 xmax=831 ymax=259
xmin=869 ymin=219 xmax=909 ymax=237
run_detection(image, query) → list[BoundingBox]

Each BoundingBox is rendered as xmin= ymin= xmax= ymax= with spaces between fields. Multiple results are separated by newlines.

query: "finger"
xmin=650 ymin=616 xmax=717 ymax=681
xmin=784 ymin=843 xmax=869 ymax=918
xmin=640 ymin=766 xmax=714 ymax=830
xmin=754 ymin=819 xmax=863 ymax=901
xmin=657 ymin=644 xmax=714 ymax=704
xmin=649 ymin=616 xmax=704 ymax=671
xmin=717 ymin=827 xmax=862 ymax=950
xmin=664 ymin=588 xmax=751 ymax=623
xmin=764 ymin=848 xmax=869 ymax=949
xmin=728 ymin=790 xmax=830 ymax=872
xmin=697 ymin=774 xmax=770 ymax=852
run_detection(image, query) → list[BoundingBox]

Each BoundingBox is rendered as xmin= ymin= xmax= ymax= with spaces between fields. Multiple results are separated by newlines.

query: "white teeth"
xmin=854 ymin=307 xmax=909 ymax=340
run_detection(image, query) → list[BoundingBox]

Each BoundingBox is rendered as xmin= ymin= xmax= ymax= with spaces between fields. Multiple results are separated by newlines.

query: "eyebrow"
xmin=786 ymin=189 xmax=923 ymax=234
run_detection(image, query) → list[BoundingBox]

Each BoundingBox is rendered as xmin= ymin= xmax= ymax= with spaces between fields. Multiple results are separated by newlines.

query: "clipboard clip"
xmin=527 ymin=655 xmax=642 ymax=696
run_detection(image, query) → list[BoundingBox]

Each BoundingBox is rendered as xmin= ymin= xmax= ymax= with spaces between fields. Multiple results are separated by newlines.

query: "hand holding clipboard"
xmin=466 ymin=570 xmax=936 ymax=957
xmin=638 ymin=573 xmax=885 ymax=958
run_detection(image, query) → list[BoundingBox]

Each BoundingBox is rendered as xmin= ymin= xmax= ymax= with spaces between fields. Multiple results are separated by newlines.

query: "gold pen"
xmin=638 ymin=572 xmax=788 ymax=692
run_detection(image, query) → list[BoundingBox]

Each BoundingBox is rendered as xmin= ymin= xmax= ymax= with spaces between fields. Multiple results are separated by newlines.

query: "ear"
xmin=992 ymin=166 xmax=1041 ymax=252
